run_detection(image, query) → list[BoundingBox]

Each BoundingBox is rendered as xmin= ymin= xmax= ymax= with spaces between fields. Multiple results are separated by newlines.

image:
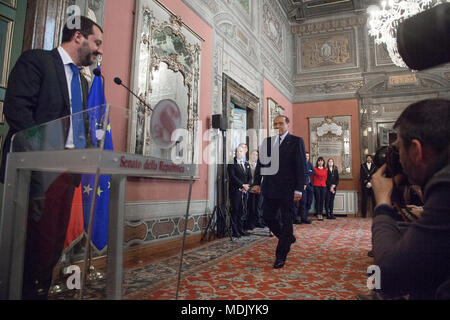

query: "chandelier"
xmin=367 ymin=0 xmax=447 ymax=67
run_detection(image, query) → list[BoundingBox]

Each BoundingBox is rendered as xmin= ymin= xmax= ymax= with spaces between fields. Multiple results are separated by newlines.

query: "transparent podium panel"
xmin=0 ymin=105 xmax=198 ymax=300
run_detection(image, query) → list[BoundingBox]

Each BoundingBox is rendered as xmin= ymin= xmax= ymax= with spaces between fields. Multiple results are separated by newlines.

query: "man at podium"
xmin=0 ymin=15 xmax=103 ymax=299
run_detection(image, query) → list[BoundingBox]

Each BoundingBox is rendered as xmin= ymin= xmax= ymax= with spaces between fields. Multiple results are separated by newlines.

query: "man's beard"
xmin=78 ymin=43 xmax=97 ymax=66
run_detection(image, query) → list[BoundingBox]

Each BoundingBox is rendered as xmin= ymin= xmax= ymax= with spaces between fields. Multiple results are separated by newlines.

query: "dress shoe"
xmin=242 ymin=231 xmax=251 ymax=236
xmin=368 ymin=250 xmax=374 ymax=257
xmin=294 ymin=219 xmax=302 ymax=224
xmin=301 ymin=218 xmax=312 ymax=224
xmin=273 ymin=260 xmax=285 ymax=269
xmin=317 ymin=214 xmax=324 ymax=221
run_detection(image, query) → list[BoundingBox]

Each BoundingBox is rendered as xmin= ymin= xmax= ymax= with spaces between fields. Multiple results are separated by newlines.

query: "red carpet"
xmin=125 ymin=217 xmax=373 ymax=300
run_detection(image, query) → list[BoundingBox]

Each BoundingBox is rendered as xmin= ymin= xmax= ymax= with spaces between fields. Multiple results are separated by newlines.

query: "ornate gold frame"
xmin=309 ymin=115 xmax=353 ymax=179
xmin=128 ymin=0 xmax=202 ymax=172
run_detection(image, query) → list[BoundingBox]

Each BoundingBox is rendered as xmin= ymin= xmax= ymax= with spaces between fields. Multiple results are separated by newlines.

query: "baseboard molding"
xmin=61 ymin=232 xmax=217 ymax=273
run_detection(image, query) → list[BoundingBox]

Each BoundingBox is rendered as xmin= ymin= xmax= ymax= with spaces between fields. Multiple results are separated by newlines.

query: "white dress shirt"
xmin=57 ymin=46 xmax=79 ymax=149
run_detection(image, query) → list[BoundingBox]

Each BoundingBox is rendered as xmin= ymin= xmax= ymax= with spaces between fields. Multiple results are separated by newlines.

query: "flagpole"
xmin=175 ymin=120 xmax=198 ymax=300
xmin=79 ymin=104 xmax=110 ymax=300
xmin=175 ymin=176 xmax=194 ymax=300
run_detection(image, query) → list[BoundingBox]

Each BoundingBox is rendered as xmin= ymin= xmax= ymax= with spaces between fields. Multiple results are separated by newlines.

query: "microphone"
xmin=113 ymin=77 xmax=153 ymax=111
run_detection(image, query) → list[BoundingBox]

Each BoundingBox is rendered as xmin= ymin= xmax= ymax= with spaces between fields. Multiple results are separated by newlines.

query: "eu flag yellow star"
xmin=97 ymin=186 xmax=103 ymax=197
xmin=83 ymin=184 xmax=93 ymax=195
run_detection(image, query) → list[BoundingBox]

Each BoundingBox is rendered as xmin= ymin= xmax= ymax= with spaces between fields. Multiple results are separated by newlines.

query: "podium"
xmin=0 ymin=105 xmax=196 ymax=300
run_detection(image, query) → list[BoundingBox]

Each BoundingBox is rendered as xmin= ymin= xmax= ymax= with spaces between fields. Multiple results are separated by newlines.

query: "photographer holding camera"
xmin=371 ymin=98 xmax=450 ymax=299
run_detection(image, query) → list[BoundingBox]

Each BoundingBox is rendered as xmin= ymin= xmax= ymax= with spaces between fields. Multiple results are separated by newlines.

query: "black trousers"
xmin=245 ymin=192 xmax=264 ymax=229
xmin=361 ymin=186 xmax=375 ymax=218
xmin=22 ymin=172 xmax=78 ymax=300
xmin=229 ymin=190 xmax=248 ymax=236
xmin=298 ymin=186 xmax=313 ymax=220
xmin=262 ymin=196 xmax=294 ymax=261
xmin=314 ymin=186 xmax=327 ymax=215
xmin=325 ymin=189 xmax=336 ymax=214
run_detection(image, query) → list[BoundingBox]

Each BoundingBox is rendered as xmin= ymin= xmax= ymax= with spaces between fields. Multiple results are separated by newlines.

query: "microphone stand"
xmin=113 ymin=77 xmax=153 ymax=112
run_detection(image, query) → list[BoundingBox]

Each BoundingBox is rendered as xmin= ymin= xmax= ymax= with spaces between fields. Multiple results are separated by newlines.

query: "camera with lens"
xmin=373 ymin=145 xmax=423 ymax=222
xmin=373 ymin=145 xmax=403 ymax=178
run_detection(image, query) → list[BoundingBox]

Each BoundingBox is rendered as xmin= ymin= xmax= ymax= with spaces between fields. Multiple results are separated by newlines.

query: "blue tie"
xmin=69 ymin=63 xmax=86 ymax=149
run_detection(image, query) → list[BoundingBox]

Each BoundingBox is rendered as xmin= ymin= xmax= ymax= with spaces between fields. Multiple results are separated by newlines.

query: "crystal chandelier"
xmin=367 ymin=0 xmax=447 ymax=67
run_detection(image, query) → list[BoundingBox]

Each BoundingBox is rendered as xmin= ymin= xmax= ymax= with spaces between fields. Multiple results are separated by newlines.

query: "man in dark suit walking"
xmin=0 ymin=15 xmax=103 ymax=299
xmin=252 ymin=115 xmax=306 ymax=268
xmin=360 ymin=155 xmax=377 ymax=218
xmin=227 ymin=145 xmax=252 ymax=237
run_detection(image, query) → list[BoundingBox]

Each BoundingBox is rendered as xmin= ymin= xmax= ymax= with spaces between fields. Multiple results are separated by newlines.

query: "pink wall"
xmin=263 ymin=78 xmax=293 ymax=129
xmin=102 ymin=0 xmax=213 ymax=201
xmin=292 ymin=99 xmax=361 ymax=191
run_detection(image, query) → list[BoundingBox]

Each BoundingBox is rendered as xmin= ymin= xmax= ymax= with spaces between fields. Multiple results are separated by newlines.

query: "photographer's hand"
xmin=371 ymin=164 xmax=394 ymax=206
xmin=406 ymin=205 xmax=424 ymax=219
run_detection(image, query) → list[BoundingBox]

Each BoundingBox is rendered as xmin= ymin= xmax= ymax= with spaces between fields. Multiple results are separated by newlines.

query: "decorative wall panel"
xmin=309 ymin=115 xmax=352 ymax=179
xmin=129 ymin=0 xmax=202 ymax=174
xmin=299 ymin=30 xmax=356 ymax=73
xmin=236 ymin=0 xmax=250 ymax=15
xmin=262 ymin=0 xmax=283 ymax=53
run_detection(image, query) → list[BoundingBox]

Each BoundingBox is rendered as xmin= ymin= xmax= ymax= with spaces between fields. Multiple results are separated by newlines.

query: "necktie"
xmin=69 ymin=63 xmax=86 ymax=149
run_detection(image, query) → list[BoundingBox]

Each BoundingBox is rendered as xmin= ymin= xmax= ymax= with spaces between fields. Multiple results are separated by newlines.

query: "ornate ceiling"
xmin=279 ymin=0 xmax=379 ymax=23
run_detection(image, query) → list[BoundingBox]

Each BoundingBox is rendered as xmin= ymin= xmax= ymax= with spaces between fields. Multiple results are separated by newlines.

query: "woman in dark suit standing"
xmin=325 ymin=158 xmax=339 ymax=219
xmin=312 ymin=157 xmax=327 ymax=221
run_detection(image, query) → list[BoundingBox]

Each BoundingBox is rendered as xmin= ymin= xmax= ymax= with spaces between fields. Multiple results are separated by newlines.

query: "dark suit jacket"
xmin=227 ymin=157 xmax=252 ymax=194
xmin=326 ymin=166 xmax=339 ymax=188
xmin=253 ymin=133 xmax=306 ymax=199
xmin=360 ymin=162 xmax=377 ymax=187
xmin=1 ymin=48 xmax=89 ymax=182
xmin=305 ymin=161 xmax=314 ymax=190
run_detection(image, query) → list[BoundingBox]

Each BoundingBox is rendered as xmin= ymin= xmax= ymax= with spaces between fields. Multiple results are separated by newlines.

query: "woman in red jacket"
xmin=312 ymin=157 xmax=327 ymax=221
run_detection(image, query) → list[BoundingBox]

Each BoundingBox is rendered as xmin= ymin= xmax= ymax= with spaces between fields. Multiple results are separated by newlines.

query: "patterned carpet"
xmin=52 ymin=217 xmax=374 ymax=300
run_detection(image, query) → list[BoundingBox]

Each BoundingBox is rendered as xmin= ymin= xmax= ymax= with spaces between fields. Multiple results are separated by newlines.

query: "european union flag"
xmin=81 ymin=67 xmax=112 ymax=253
